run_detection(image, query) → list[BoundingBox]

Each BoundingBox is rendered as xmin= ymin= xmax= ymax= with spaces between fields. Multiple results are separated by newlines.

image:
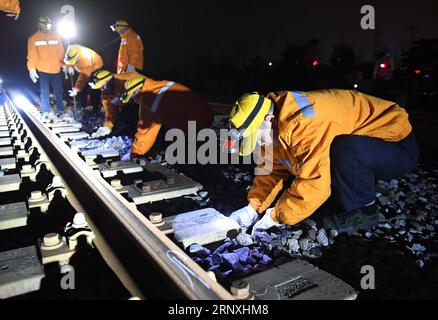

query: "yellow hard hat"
xmin=227 ymin=93 xmax=273 ymax=156
xmin=89 ymin=70 xmax=113 ymax=89
xmin=110 ymin=20 xmax=130 ymax=32
xmin=121 ymin=76 xmax=146 ymax=103
xmin=64 ymin=46 xmax=79 ymax=66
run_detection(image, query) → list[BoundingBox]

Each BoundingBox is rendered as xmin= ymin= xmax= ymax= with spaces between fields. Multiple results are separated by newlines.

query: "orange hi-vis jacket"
xmin=132 ymin=78 xmax=213 ymax=156
xmin=248 ymin=89 xmax=413 ymax=226
xmin=117 ymin=29 xmax=144 ymax=73
xmin=70 ymin=45 xmax=104 ymax=91
xmin=101 ymin=72 xmax=140 ymax=130
xmin=27 ymin=31 xmax=64 ymax=74
xmin=0 ymin=0 xmax=20 ymax=14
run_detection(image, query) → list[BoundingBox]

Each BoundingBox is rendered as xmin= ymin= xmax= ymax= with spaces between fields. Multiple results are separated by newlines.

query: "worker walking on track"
xmin=88 ymin=69 xmax=139 ymax=138
xmin=0 ymin=0 xmax=20 ymax=19
xmin=110 ymin=20 xmax=144 ymax=74
xmin=227 ymin=90 xmax=420 ymax=235
xmin=64 ymin=45 xmax=104 ymax=109
xmin=27 ymin=16 xmax=65 ymax=115
xmin=118 ymin=75 xmax=214 ymax=159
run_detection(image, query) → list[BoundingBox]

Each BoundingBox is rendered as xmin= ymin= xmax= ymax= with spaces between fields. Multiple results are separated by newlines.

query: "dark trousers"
xmin=79 ymin=85 xmax=101 ymax=110
xmin=39 ymin=72 xmax=64 ymax=113
xmin=330 ymin=133 xmax=420 ymax=212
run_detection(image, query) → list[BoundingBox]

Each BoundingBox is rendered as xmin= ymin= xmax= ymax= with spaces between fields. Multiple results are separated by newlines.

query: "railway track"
xmin=1 ymin=88 xmax=232 ymax=300
xmin=1 ymin=87 xmax=357 ymax=300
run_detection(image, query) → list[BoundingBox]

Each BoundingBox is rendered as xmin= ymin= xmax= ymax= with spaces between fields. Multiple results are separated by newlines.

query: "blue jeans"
xmin=39 ymin=72 xmax=64 ymax=113
xmin=330 ymin=133 xmax=420 ymax=212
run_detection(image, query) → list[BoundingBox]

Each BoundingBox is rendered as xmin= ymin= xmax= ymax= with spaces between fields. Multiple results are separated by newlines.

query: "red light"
xmin=225 ymin=138 xmax=236 ymax=150
xmin=380 ymin=63 xmax=387 ymax=69
xmin=312 ymin=60 xmax=320 ymax=67
xmin=415 ymin=70 xmax=421 ymax=75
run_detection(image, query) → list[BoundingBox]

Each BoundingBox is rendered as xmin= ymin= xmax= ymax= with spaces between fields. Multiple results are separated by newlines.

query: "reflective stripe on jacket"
xmin=27 ymin=31 xmax=64 ymax=74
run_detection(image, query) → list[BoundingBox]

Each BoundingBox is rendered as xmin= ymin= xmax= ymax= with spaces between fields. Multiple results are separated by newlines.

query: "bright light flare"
xmin=354 ymin=84 xmax=359 ymax=89
xmin=12 ymin=94 xmax=34 ymax=112
xmin=57 ymin=20 xmax=76 ymax=39
xmin=380 ymin=63 xmax=387 ymax=69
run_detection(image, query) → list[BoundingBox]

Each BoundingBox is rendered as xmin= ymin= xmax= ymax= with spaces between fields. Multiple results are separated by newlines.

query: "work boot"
xmin=320 ymin=203 xmax=379 ymax=235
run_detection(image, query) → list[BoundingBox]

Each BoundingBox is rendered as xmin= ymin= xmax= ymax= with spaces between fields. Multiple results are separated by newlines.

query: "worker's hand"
xmin=68 ymin=88 xmax=78 ymax=97
xmin=91 ymin=126 xmax=111 ymax=139
xmin=230 ymin=205 xmax=259 ymax=233
xmin=29 ymin=69 xmax=39 ymax=83
xmin=251 ymin=208 xmax=281 ymax=236
xmin=126 ymin=64 xmax=136 ymax=72
xmin=62 ymin=66 xmax=75 ymax=79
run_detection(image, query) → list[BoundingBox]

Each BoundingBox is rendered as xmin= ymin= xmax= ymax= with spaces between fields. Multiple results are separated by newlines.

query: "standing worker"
xmin=27 ymin=16 xmax=65 ymax=115
xmin=88 ymin=69 xmax=139 ymax=137
xmin=110 ymin=20 xmax=144 ymax=73
xmin=227 ymin=90 xmax=420 ymax=235
xmin=63 ymin=45 xmax=103 ymax=109
xmin=117 ymin=75 xmax=213 ymax=159
xmin=0 ymin=0 xmax=20 ymax=19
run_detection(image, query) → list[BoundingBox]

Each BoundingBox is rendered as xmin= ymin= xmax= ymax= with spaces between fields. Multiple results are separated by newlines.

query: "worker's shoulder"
xmin=128 ymin=29 xmax=142 ymax=41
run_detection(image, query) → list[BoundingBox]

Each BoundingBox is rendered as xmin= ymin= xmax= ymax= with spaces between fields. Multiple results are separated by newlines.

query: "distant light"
xmin=380 ymin=63 xmax=387 ymax=69
xmin=312 ymin=60 xmax=320 ymax=67
xmin=0 ymin=79 xmax=3 ymax=84
xmin=414 ymin=69 xmax=421 ymax=75
xmin=268 ymin=62 xmax=273 ymax=67
xmin=57 ymin=20 xmax=76 ymax=39
xmin=354 ymin=84 xmax=359 ymax=89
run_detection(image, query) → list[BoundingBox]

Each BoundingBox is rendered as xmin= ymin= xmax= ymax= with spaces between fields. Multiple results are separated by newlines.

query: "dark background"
xmin=1 ymin=0 xmax=438 ymax=100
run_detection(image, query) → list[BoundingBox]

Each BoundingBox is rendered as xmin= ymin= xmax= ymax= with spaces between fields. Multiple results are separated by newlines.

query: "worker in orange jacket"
xmin=118 ymin=75 xmax=213 ymax=159
xmin=64 ymin=45 xmax=104 ymax=108
xmin=88 ymin=69 xmax=139 ymax=138
xmin=110 ymin=20 xmax=144 ymax=73
xmin=0 ymin=0 xmax=20 ymax=19
xmin=227 ymin=90 xmax=420 ymax=235
xmin=27 ymin=16 xmax=65 ymax=114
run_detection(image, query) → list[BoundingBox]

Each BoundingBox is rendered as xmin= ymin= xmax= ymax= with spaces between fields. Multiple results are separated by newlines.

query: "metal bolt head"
xmin=231 ymin=280 xmax=251 ymax=299
xmin=149 ymin=212 xmax=163 ymax=224
xmin=73 ymin=213 xmax=87 ymax=228
xmin=22 ymin=164 xmax=32 ymax=172
xmin=30 ymin=190 xmax=43 ymax=200
xmin=134 ymin=179 xmax=143 ymax=186
xmin=43 ymin=233 xmax=61 ymax=247
xmin=111 ymin=179 xmax=122 ymax=188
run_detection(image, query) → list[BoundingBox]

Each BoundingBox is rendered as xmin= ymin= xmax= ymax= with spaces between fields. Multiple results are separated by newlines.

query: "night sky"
xmin=1 ymin=0 xmax=437 ymax=91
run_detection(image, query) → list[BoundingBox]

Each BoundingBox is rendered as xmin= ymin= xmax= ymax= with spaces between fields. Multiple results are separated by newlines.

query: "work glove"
xmin=62 ymin=66 xmax=75 ymax=79
xmin=91 ymin=126 xmax=111 ymax=139
xmin=230 ymin=205 xmax=259 ymax=233
xmin=126 ymin=64 xmax=136 ymax=72
xmin=29 ymin=69 xmax=39 ymax=83
xmin=121 ymin=152 xmax=131 ymax=161
xmin=251 ymin=208 xmax=282 ymax=236
xmin=68 ymin=88 xmax=78 ymax=97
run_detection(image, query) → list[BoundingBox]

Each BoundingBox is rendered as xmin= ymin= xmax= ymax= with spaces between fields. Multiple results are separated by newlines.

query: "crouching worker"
xmin=64 ymin=45 xmax=103 ymax=109
xmin=228 ymin=90 xmax=420 ymax=235
xmin=88 ymin=69 xmax=140 ymax=138
xmin=118 ymin=75 xmax=214 ymax=160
